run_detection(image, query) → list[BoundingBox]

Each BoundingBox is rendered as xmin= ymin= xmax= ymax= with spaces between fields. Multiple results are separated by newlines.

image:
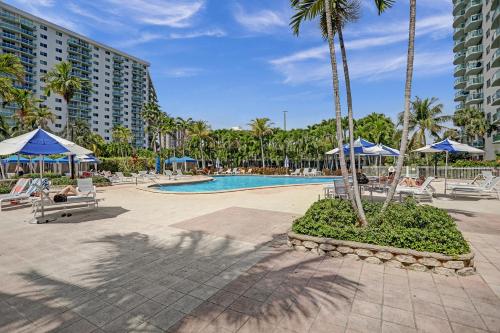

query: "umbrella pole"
xmin=39 ymin=154 xmax=44 ymax=219
xmin=445 ymin=151 xmax=448 ymax=195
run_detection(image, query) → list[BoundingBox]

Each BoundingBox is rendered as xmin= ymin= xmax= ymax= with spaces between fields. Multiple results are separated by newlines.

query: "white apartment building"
xmin=0 ymin=2 xmax=154 ymax=147
xmin=453 ymin=0 xmax=500 ymax=159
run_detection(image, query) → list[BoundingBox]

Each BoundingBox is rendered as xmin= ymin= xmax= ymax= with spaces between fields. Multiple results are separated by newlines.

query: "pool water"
xmin=157 ymin=175 xmax=338 ymax=193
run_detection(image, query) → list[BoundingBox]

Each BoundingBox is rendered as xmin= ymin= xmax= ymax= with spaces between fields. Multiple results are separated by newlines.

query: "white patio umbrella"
xmin=413 ymin=139 xmax=484 ymax=194
xmin=0 ymin=128 xmax=92 ymax=222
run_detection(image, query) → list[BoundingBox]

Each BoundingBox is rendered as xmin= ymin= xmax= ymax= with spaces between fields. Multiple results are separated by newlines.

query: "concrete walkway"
xmin=0 ymin=183 xmax=499 ymax=332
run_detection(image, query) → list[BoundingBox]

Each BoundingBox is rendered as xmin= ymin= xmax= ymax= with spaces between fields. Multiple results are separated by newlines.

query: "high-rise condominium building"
xmin=0 ymin=2 xmax=153 ymax=147
xmin=453 ymin=0 xmax=500 ymax=159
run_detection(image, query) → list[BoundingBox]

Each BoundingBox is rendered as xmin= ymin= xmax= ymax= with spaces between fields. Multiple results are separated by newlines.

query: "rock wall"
xmin=288 ymin=231 xmax=475 ymax=276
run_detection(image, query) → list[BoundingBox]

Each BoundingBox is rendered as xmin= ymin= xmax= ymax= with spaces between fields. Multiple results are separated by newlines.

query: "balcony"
xmin=2 ymin=33 xmax=35 ymax=47
xmin=493 ymin=28 xmax=500 ymax=49
xmin=493 ymin=133 xmax=500 ymax=144
xmin=464 ymin=29 xmax=482 ymax=47
xmin=453 ymin=0 xmax=466 ymax=15
xmin=453 ymin=25 xmax=465 ymax=39
xmin=113 ymin=55 xmax=124 ymax=62
xmin=454 ymin=51 xmax=465 ymax=65
xmin=454 ymin=76 xmax=466 ymax=89
xmin=1 ymin=11 xmax=37 ymax=29
xmin=493 ymin=110 xmax=500 ymax=124
xmin=453 ymin=38 xmax=465 ymax=52
xmin=465 ymin=92 xmax=483 ymax=105
xmin=455 ymin=90 xmax=469 ymax=101
xmin=112 ymin=77 xmax=123 ymax=83
xmin=493 ymin=8 xmax=500 ymax=29
xmin=464 ymin=13 xmax=482 ymax=33
xmin=466 ymin=75 xmax=483 ymax=90
xmin=0 ymin=22 xmax=36 ymax=38
xmin=472 ymin=139 xmax=484 ymax=148
xmin=493 ymin=49 xmax=500 ymax=68
xmin=464 ymin=0 xmax=482 ymax=17
xmin=67 ymin=38 xmax=91 ymax=51
xmin=455 ymin=102 xmax=465 ymax=110
xmin=453 ymin=10 xmax=466 ymax=27
xmin=465 ymin=44 xmax=483 ymax=61
xmin=493 ymin=71 xmax=500 ymax=87
xmin=465 ymin=60 xmax=482 ymax=75
xmin=492 ymin=90 xmax=500 ymax=106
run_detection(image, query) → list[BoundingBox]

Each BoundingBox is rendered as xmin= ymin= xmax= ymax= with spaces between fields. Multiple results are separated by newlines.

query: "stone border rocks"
xmin=288 ymin=231 xmax=475 ymax=276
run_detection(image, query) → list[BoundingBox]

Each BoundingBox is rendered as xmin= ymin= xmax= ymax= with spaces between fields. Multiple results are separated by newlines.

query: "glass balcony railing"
xmin=0 ymin=22 xmax=36 ymax=38
xmin=464 ymin=13 xmax=482 ymax=32
xmin=465 ymin=60 xmax=482 ymax=74
xmin=455 ymin=102 xmax=465 ymax=110
xmin=453 ymin=25 xmax=464 ymax=39
xmin=493 ymin=8 xmax=500 ymax=29
xmin=493 ymin=28 xmax=500 ymax=49
xmin=492 ymin=110 xmax=500 ymax=124
xmin=493 ymin=49 xmax=500 ymax=68
xmin=464 ymin=0 xmax=482 ymax=17
xmin=465 ymin=44 xmax=483 ymax=60
xmin=493 ymin=71 xmax=500 ymax=86
xmin=465 ymin=29 xmax=482 ymax=46
xmin=491 ymin=90 xmax=500 ymax=106
xmin=455 ymin=90 xmax=469 ymax=101
xmin=453 ymin=38 xmax=465 ymax=52
xmin=493 ymin=133 xmax=500 ymax=143
xmin=466 ymin=75 xmax=483 ymax=89
xmin=465 ymin=92 xmax=483 ymax=104
xmin=453 ymin=10 xmax=466 ymax=27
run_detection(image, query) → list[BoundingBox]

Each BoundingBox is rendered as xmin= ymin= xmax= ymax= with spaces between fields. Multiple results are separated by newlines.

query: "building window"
xmin=56 ymin=40 xmax=62 ymax=45
xmin=40 ymin=51 xmax=47 ymax=57
xmin=105 ymin=93 xmax=110 ymax=97
xmin=487 ymin=96 xmax=491 ymax=104
xmin=40 ymin=42 xmax=47 ymax=48
xmin=93 ymin=69 xmax=99 ymax=72
xmin=40 ymin=69 xmax=47 ymax=74
xmin=55 ymin=98 xmax=62 ymax=102
xmin=93 ymin=83 xmax=99 ymax=87
xmin=487 ymin=79 xmax=491 ymax=88
xmin=55 ymin=124 xmax=62 ymax=128
xmin=105 ymin=51 xmax=110 ymax=55
xmin=94 ymin=54 xmax=99 ymax=58
xmin=104 ymin=115 xmax=109 ymax=119
xmin=94 ymin=46 xmax=99 ymax=50
xmin=56 ymin=56 xmax=62 ymax=61
xmin=40 ymin=25 xmax=47 ymax=31
xmin=93 ymin=98 xmax=99 ymax=102
xmin=105 ymin=65 xmax=110 ymax=69
xmin=56 ymin=48 xmax=62 ymax=53
xmin=56 ymin=31 xmax=62 ymax=37
xmin=55 ymin=107 xmax=62 ymax=111
xmin=40 ymin=34 xmax=47 ymax=39
xmin=40 ymin=60 xmax=47 ymax=65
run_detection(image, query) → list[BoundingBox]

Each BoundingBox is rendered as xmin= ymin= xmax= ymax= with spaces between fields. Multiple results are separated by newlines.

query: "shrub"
xmin=292 ymin=198 xmax=470 ymax=255
xmin=50 ymin=176 xmax=111 ymax=187
xmin=0 ymin=183 xmax=10 ymax=194
xmin=452 ymin=160 xmax=499 ymax=167
xmin=100 ymin=157 xmax=154 ymax=173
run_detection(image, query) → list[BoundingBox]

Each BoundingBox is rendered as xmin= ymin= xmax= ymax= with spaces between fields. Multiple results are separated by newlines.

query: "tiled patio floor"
xmin=0 ymin=185 xmax=499 ymax=333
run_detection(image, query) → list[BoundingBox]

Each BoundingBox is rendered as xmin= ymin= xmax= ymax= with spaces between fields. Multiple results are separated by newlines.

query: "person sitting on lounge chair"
xmin=56 ymin=185 xmax=79 ymax=197
xmin=399 ymin=176 xmax=425 ymax=187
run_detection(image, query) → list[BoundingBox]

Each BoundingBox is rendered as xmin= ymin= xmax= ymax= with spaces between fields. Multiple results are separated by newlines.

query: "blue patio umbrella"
xmin=414 ymin=139 xmax=484 ymax=194
xmin=2 ymin=155 xmax=30 ymax=163
xmin=32 ymin=157 xmax=56 ymax=163
xmin=165 ymin=157 xmax=179 ymax=164
xmin=178 ymin=156 xmax=197 ymax=163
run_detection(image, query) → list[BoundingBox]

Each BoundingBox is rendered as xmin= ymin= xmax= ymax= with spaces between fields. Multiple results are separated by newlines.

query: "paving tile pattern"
xmin=0 ymin=206 xmax=500 ymax=332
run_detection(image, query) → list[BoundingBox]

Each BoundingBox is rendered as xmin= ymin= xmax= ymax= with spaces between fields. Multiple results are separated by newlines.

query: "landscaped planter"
xmin=287 ymin=231 xmax=475 ymax=276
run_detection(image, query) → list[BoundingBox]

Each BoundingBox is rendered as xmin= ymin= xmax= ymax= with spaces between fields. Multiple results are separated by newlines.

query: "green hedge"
xmin=100 ymin=157 xmax=155 ymax=173
xmin=0 ymin=175 xmax=111 ymax=191
xmin=292 ymin=199 xmax=470 ymax=255
xmin=452 ymin=160 xmax=499 ymax=167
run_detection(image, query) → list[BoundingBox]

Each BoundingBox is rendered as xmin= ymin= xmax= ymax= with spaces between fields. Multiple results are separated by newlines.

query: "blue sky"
xmin=7 ymin=0 xmax=453 ymax=130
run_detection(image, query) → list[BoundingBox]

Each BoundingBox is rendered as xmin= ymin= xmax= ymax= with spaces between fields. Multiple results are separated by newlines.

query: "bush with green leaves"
xmin=100 ymin=157 xmax=154 ymax=173
xmin=292 ymin=198 xmax=470 ymax=255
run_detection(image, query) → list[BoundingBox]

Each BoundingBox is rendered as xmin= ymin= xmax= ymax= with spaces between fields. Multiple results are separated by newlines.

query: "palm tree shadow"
xmin=0 ymin=230 xmax=360 ymax=332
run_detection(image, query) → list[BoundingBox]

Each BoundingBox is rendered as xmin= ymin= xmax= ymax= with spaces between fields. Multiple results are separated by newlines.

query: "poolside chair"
xmin=324 ymin=180 xmax=349 ymax=199
xmin=310 ymin=168 xmax=321 ymax=176
xmin=164 ymin=170 xmax=177 ymax=180
xmin=396 ymin=177 xmax=435 ymax=202
xmin=449 ymin=177 xmax=500 ymax=200
xmin=246 ymin=168 xmax=253 ymax=175
xmin=0 ymin=178 xmax=30 ymax=211
xmin=114 ymin=172 xmax=134 ymax=183
xmin=290 ymin=169 xmax=301 ymax=176
xmin=302 ymin=168 xmax=311 ymax=176
xmin=447 ymin=171 xmax=493 ymax=189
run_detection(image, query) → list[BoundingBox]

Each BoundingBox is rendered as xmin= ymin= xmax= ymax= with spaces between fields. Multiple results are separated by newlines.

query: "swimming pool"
xmin=156 ymin=175 xmax=338 ymax=193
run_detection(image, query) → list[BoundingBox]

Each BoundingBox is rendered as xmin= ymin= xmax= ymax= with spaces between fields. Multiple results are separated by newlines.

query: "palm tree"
xmin=0 ymin=54 xmax=25 ymax=103
xmin=176 ymin=117 xmax=193 ymax=157
xmin=86 ymin=132 xmax=106 ymax=157
xmin=26 ymin=105 xmax=55 ymax=130
xmin=188 ymin=121 xmax=211 ymax=168
xmin=400 ymin=97 xmax=451 ymax=149
xmin=0 ymin=115 xmax=11 ymax=140
xmin=290 ymin=0 xmax=394 ymax=226
xmin=112 ymin=125 xmax=133 ymax=157
xmin=141 ymin=101 xmax=161 ymax=151
xmin=43 ymin=61 xmax=85 ymax=138
xmin=454 ymin=107 xmax=489 ymax=143
xmin=382 ymin=0 xmax=416 ymax=211
xmin=249 ymin=118 xmax=273 ymax=167
xmin=355 ymin=113 xmax=396 ymax=145
xmin=11 ymin=90 xmax=42 ymax=131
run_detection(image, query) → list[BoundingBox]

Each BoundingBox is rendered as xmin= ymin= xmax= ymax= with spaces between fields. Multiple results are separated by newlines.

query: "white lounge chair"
xmin=0 ymin=178 xmax=30 ymax=211
xmin=449 ymin=177 xmax=500 ymax=199
xmin=302 ymin=168 xmax=311 ymax=176
xmin=164 ymin=170 xmax=177 ymax=180
xmin=114 ymin=172 xmax=134 ymax=183
xmin=396 ymin=177 xmax=435 ymax=202
xmin=324 ymin=180 xmax=349 ymax=199
xmin=290 ymin=169 xmax=301 ymax=176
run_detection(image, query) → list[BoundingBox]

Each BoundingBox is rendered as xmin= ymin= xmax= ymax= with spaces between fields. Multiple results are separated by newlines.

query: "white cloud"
xmin=15 ymin=0 xmax=54 ymax=6
xmin=104 ymin=0 xmax=205 ymax=28
xmin=233 ymin=4 xmax=286 ymax=33
xmin=271 ymin=51 xmax=452 ymax=85
xmin=164 ymin=67 xmax=203 ymax=78
xmin=168 ymin=28 xmax=226 ymax=39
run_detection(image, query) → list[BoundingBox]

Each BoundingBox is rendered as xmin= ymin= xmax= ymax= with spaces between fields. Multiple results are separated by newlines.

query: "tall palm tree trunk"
xmin=65 ymin=98 xmax=70 ymax=139
xmin=260 ymin=137 xmax=265 ymax=167
xmin=382 ymin=0 xmax=416 ymax=211
xmin=200 ymin=141 xmax=205 ymax=168
xmin=324 ymin=0 xmax=358 ymax=213
xmin=337 ymin=25 xmax=368 ymax=226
